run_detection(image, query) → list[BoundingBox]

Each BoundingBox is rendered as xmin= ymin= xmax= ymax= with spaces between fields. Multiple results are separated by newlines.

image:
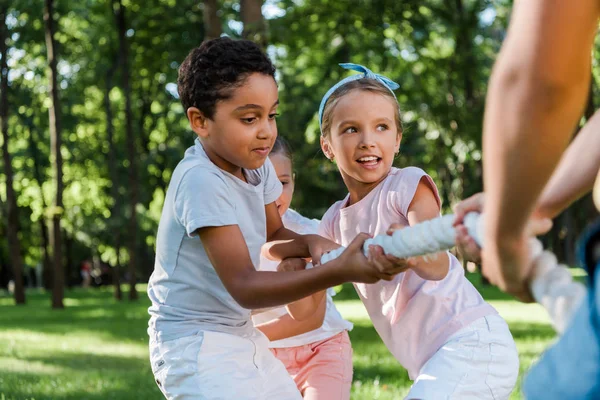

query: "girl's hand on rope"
xmin=366 ymin=223 xmax=418 ymax=277
xmin=339 ymin=233 xmax=400 ymax=283
xmin=367 ymin=245 xmax=415 ymax=277
xmin=277 ymin=258 xmax=308 ymax=272
xmin=386 ymin=223 xmax=448 ymax=281
xmin=305 ymin=234 xmax=341 ymax=266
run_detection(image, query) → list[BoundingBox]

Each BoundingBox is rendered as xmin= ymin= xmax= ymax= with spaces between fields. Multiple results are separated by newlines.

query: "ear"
xmin=320 ymin=136 xmax=334 ymax=160
xmin=394 ymin=131 xmax=402 ymax=154
xmin=187 ymin=107 xmax=210 ymax=139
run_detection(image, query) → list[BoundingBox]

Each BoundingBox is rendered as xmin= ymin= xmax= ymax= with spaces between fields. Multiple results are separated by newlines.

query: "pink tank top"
xmin=319 ymin=167 xmax=497 ymax=378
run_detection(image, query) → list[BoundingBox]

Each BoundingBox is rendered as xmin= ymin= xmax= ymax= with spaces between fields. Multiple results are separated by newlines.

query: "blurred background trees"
xmin=0 ymin=0 xmax=597 ymax=306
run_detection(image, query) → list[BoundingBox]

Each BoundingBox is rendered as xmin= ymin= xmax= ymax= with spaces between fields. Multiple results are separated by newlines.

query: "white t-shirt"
xmin=148 ymin=139 xmax=282 ymax=342
xmin=252 ymin=209 xmax=353 ymax=348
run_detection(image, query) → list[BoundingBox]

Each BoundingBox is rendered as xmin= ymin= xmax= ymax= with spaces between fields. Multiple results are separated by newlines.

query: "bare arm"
xmin=274 ymin=258 xmax=328 ymax=321
xmin=256 ymin=296 xmax=327 ymax=341
xmin=535 ymin=109 xmax=600 ymax=219
xmin=263 ymin=202 xmax=339 ymax=264
xmin=482 ymin=0 xmax=599 ymax=297
xmin=199 ymin=226 xmax=391 ymax=309
xmin=405 ymin=179 xmax=449 ymax=280
xmin=484 ymin=0 xmax=598 ymax=240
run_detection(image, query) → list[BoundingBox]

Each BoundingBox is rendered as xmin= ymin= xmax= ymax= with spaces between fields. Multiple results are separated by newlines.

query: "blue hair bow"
xmin=318 ymin=63 xmax=400 ymax=131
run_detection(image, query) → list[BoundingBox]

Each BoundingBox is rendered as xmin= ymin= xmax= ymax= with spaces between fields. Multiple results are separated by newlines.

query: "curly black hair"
xmin=177 ymin=37 xmax=276 ymax=119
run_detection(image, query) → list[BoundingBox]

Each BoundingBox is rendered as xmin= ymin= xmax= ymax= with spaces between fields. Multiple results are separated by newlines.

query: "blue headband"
xmin=318 ymin=63 xmax=400 ymax=132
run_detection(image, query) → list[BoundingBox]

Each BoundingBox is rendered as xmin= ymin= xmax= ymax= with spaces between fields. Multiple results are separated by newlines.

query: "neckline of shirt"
xmin=194 ymin=139 xmax=263 ymax=194
xmin=339 ymin=169 xmax=397 ymax=214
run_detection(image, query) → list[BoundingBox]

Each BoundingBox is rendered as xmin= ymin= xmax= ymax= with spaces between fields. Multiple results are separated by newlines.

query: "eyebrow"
xmin=234 ymin=104 xmax=262 ymax=112
xmin=337 ymin=116 xmax=393 ymax=127
xmin=278 ymin=174 xmax=292 ymax=178
xmin=234 ymin=100 xmax=279 ymax=113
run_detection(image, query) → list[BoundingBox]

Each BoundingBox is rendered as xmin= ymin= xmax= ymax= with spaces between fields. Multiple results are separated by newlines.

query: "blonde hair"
xmin=320 ymin=78 xmax=403 ymax=138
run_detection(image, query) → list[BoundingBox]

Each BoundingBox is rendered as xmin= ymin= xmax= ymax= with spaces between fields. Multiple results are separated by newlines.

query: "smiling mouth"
xmin=356 ymin=156 xmax=382 ymax=166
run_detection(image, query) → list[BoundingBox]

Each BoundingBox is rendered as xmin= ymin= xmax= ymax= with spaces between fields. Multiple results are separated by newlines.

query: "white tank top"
xmin=252 ymin=209 xmax=353 ymax=348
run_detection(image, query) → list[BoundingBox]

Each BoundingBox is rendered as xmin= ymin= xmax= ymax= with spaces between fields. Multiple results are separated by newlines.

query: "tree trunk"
xmin=203 ymin=0 xmax=221 ymax=40
xmin=0 ymin=7 xmax=25 ymax=305
xmin=25 ymin=121 xmax=53 ymax=289
xmin=104 ymin=59 xmax=122 ymax=300
xmin=64 ymin=229 xmax=74 ymax=288
xmin=44 ymin=0 xmax=64 ymax=308
xmin=451 ymin=0 xmax=476 ymax=105
xmin=240 ymin=0 xmax=266 ymax=48
xmin=114 ymin=0 xmax=138 ymax=300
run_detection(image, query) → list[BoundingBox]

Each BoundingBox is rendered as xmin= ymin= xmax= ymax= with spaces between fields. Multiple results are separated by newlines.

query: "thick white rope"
xmin=320 ymin=212 xmax=483 ymax=264
xmin=319 ymin=212 xmax=585 ymax=334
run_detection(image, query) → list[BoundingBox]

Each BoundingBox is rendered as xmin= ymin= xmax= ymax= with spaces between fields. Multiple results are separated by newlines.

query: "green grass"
xmin=0 ymin=274 xmax=562 ymax=400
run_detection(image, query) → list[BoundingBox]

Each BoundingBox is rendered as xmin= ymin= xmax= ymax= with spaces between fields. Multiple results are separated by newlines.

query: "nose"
xmin=358 ymin=129 xmax=376 ymax=149
xmin=257 ymin=118 xmax=276 ymax=141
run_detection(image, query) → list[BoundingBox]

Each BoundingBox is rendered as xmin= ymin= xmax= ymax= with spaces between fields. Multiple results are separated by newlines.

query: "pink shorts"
xmin=270 ymin=331 xmax=353 ymax=400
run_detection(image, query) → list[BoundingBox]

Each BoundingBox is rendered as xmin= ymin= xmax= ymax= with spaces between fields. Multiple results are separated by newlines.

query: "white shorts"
xmin=406 ymin=314 xmax=519 ymax=400
xmin=149 ymin=329 xmax=302 ymax=400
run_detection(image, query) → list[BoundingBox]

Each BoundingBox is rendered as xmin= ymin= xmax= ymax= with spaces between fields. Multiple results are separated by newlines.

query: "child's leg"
xmin=149 ymin=330 xmax=301 ymax=400
xmin=271 ymin=331 xmax=353 ymax=400
xmin=301 ymin=331 xmax=353 ymax=400
xmin=406 ymin=315 xmax=518 ymax=400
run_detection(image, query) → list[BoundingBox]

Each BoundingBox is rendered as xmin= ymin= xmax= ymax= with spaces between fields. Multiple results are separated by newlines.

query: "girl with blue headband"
xmin=318 ymin=64 xmax=518 ymax=399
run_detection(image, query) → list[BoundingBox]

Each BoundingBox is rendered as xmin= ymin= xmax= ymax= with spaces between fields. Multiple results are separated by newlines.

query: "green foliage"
xmin=270 ymin=0 xmax=512 ymax=216
xmin=0 ymin=0 xmax=596 ymax=280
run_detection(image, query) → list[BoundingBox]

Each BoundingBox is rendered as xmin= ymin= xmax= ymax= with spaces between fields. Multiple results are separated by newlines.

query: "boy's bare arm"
xmin=198 ymin=226 xmax=392 ymax=309
xmin=535 ymin=109 xmax=600 ymax=219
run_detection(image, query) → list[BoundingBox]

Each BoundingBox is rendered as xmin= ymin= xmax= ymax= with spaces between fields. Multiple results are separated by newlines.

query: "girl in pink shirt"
xmin=317 ymin=64 xmax=519 ymax=400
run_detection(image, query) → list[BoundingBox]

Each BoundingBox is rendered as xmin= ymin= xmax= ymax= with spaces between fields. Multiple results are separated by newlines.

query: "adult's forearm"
xmin=483 ymin=61 xmax=589 ymax=240
xmin=483 ymin=0 xmax=597 ymax=241
xmin=535 ymin=110 xmax=600 ymax=219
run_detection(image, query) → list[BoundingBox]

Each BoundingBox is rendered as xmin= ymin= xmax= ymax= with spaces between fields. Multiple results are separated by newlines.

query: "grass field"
xmin=0 ymin=274 xmax=563 ymax=400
